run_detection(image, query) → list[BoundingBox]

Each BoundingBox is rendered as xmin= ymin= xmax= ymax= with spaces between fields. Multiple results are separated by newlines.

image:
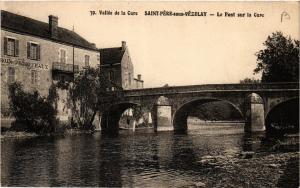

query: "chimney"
xmin=49 ymin=15 xmax=58 ymax=38
xmin=91 ymin=43 xmax=96 ymax=48
xmin=122 ymin=41 xmax=126 ymax=50
xmin=137 ymin=74 xmax=142 ymax=80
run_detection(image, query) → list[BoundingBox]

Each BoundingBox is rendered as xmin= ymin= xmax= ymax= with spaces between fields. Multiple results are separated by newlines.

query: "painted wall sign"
xmin=1 ymin=57 xmax=49 ymax=70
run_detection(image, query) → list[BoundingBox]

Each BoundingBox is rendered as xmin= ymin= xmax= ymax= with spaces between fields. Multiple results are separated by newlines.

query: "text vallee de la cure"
xmin=90 ymin=10 xmax=264 ymax=17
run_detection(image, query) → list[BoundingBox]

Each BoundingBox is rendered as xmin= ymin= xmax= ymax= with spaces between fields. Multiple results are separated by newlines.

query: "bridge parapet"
xmin=123 ymin=82 xmax=299 ymax=97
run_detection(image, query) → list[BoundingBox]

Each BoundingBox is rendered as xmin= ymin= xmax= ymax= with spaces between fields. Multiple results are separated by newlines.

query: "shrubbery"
xmin=9 ymin=82 xmax=58 ymax=134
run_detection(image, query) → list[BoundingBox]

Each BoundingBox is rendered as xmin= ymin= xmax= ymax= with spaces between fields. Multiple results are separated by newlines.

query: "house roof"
xmin=100 ymin=47 xmax=125 ymax=65
xmin=1 ymin=10 xmax=97 ymax=51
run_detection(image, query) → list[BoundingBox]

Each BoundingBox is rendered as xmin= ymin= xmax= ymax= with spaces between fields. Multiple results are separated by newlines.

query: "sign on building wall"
xmin=1 ymin=57 xmax=49 ymax=70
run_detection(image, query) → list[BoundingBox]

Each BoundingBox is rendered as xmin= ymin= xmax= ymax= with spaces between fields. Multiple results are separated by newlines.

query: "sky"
xmin=2 ymin=1 xmax=299 ymax=88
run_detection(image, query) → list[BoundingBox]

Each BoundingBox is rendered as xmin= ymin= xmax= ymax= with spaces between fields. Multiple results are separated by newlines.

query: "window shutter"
xmin=4 ymin=37 xmax=8 ymax=55
xmin=12 ymin=68 xmax=15 ymax=82
xmin=37 ymin=71 xmax=40 ymax=86
xmin=37 ymin=45 xmax=41 ymax=60
xmin=27 ymin=42 xmax=30 ymax=59
xmin=15 ymin=40 xmax=19 ymax=57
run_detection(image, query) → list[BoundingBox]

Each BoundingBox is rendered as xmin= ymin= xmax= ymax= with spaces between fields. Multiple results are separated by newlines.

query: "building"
xmin=100 ymin=41 xmax=143 ymax=90
xmin=1 ymin=10 xmax=100 ymax=120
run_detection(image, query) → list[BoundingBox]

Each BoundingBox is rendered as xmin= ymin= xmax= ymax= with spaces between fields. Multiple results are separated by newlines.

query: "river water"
xmin=1 ymin=123 xmax=299 ymax=187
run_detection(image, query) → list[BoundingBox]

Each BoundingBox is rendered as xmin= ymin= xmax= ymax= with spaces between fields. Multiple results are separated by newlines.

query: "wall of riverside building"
xmin=121 ymin=48 xmax=134 ymax=90
xmin=1 ymin=29 xmax=100 ymax=124
xmin=100 ymin=64 xmax=122 ymax=88
xmin=74 ymin=47 xmax=99 ymax=70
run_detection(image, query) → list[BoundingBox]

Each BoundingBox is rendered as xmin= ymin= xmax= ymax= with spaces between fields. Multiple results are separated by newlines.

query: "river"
xmin=1 ymin=123 xmax=299 ymax=187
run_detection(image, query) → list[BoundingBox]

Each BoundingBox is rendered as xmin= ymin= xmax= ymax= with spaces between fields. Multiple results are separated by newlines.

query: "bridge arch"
xmin=101 ymin=102 xmax=140 ymax=134
xmin=265 ymin=97 xmax=299 ymax=133
xmin=172 ymin=98 xmax=244 ymax=132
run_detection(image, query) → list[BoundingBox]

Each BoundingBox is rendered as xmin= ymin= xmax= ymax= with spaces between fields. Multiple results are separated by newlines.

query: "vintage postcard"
xmin=1 ymin=1 xmax=299 ymax=187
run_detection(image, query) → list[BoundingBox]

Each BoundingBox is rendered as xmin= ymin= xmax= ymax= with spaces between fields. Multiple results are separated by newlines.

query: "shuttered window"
xmin=85 ymin=55 xmax=90 ymax=67
xmin=8 ymin=67 xmax=15 ymax=84
xmin=4 ymin=37 xmax=19 ymax=57
xmin=27 ymin=42 xmax=40 ymax=60
xmin=60 ymin=49 xmax=66 ymax=63
xmin=31 ymin=70 xmax=38 ymax=85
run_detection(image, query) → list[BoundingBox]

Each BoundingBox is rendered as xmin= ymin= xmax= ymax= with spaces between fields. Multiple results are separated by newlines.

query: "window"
xmin=60 ymin=49 xmax=66 ymax=63
xmin=128 ymin=73 xmax=131 ymax=85
xmin=8 ymin=67 xmax=15 ymax=84
xmin=31 ymin=70 xmax=38 ymax=85
xmin=97 ymin=54 xmax=100 ymax=61
xmin=109 ymin=70 xmax=114 ymax=82
xmin=85 ymin=55 xmax=90 ymax=67
xmin=4 ymin=37 xmax=19 ymax=57
xmin=27 ymin=42 xmax=40 ymax=60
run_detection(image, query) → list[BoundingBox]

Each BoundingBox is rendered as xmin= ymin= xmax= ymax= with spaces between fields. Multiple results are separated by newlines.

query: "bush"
xmin=8 ymin=82 xmax=58 ymax=134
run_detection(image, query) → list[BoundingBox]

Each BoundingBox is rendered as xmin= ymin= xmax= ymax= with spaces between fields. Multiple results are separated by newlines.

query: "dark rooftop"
xmin=100 ymin=47 xmax=125 ymax=65
xmin=1 ymin=10 xmax=97 ymax=50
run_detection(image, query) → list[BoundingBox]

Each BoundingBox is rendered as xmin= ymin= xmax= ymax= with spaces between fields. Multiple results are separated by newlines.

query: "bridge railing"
xmin=122 ymin=82 xmax=299 ymax=96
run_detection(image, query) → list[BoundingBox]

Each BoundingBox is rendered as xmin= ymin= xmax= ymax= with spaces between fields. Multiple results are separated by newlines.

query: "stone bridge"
xmin=100 ymin=82 xmax=299 ymax=134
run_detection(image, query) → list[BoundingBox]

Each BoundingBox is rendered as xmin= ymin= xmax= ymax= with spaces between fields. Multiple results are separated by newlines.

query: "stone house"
xmin=100 ymin=41 xmax=144 ymax=90
xmin=1 ymin=10 xmax=100 ymax=124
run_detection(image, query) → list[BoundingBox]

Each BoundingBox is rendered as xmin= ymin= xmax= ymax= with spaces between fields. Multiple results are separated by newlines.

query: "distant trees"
xmin=254 ymin=31 xmax=299 ymax=82
xmin=189 ymin=101 xmax=242 ymax=121
xmin=240 ymin=77 xmax=260 ymax=84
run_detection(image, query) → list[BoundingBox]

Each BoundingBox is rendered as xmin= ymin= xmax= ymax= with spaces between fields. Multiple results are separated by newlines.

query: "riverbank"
xmin=183 ymin=151 xmax=299 ymax=188
xmin=0 ymin=129 xmax=95 ymax=139
xmin=0 ymin=131 xmax=38 ymax=139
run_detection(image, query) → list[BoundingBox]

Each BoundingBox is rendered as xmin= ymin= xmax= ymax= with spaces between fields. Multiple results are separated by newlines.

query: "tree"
xmin=69 ymin=67 xmax=123 ymax=130
xmin=69 ymin=68 xmax=98 ymax=130
xmin=254 ymin=31 xmax=299 ymax=82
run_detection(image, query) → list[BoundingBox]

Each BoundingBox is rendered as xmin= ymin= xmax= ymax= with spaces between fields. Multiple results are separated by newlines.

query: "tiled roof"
xmin=100 ymin=47 xmax=125 ymax=65
xmin=1 ymin=10 xmax=97 ymax=50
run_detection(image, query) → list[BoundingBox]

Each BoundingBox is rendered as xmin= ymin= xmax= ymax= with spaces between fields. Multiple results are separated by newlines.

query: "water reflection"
xmin=1 ymin=137 xmax=57 ymax=186
xmin=1 ymin=125 xmax=299 ymax=187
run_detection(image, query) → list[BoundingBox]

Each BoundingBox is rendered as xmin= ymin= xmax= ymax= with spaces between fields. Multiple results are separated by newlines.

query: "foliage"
xmin=254 ymin=31 xmax=299 ymax=82
xmin=132 ymin=105 xmax=144 ymax=120
xmin=8 ymin=82 xmax=58 ymax=134
xmin=69 ymin=67 xmax=123 ymax=130
xmin=56 ymin=80 xmax=70 ymax=90
xmin=47 ymin=84 xmax=59 ymax=110
xmin=240 ymin=77 xmax=261 ymax=84
xmin=189 ymin=101 xmax=242 ymax=121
